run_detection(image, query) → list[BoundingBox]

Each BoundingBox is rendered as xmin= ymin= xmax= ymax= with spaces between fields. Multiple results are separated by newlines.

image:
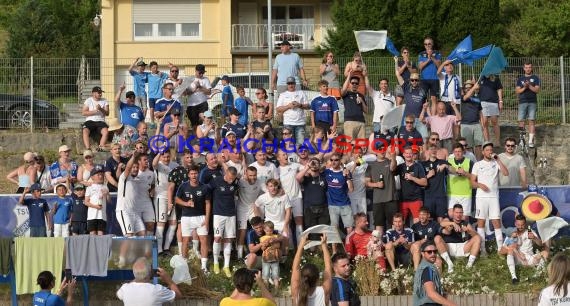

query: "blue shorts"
xmin=518 ymin=103 xmax=537 ymax=121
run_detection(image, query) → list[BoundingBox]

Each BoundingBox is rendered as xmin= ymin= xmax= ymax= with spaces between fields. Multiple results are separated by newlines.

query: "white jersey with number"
xmin=155 ymin=161 xmax=178 ymax=199
xmin=472 ymin=159 xmax=500 ymax=197
xmin=116 ymin=173 xmax=138 ymax=212
xmin=278 ymin=162 xmax=302 ymax=199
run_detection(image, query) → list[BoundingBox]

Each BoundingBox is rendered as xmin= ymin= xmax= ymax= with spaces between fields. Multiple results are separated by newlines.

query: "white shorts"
xmin=213 ymin=215 xmax=236 ymax=239
xmin=475 ymin=197 xmax=500 ymax=220
xmin=138 ymin=201 xmax=156 ymax=223
xmin=514 ymin=252 xmax=541 ymax=266
xmin=237 ymin=208 xmax=255 ymax=230
xmin=53 ymin=223 xmax=70 ymax=237
xmin=447 ymin=242 xmax=468 ymax=257
xmin=181 ymin=215 xmax=208 ymax=237
xmin=154 ymin=197 xmax=176 ymax=223
xmin=290 ymin=197 xmax=303 ymax=218
xmin=448 ymin=196 xmax=472 ymax=216
xmin=117 ymin=210 xmax=145 ymax=235
xmin=349 ymin=196 xmax=367 ymax=215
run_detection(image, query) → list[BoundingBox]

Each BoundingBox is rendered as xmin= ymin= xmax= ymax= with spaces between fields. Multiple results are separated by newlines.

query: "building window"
xmin=133 ymin=0 xmax=201 ymax=40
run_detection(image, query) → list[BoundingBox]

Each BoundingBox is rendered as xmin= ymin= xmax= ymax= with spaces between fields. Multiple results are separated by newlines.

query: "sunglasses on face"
xmin=506 ymin=144 xmax=516 ymax=148
xmin=424 ymin=43 xmax=432 ymax=46
xmin=423 ymin=250 xmax=437 ymax=254
xmin=405 ymin=121 xmax=414 ymax=124
xmin=330 ymin=159 xmax=340 ymax=162
xmin=85 ymin=156 xmax=93 ymax=159
xmin=410 ymin=79 xmax=419 ymax=82
xmin=171 ymin=70 xmax=179 ymax=73
xmin=351 ymin=82 xmax=359 ymax=85
xmin=430 ymin=138 xmax=440 ymax=141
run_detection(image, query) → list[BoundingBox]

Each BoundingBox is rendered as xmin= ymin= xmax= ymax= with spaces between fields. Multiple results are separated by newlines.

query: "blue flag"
xmin=458 ymin=44 xmax=493 ymax=66
xmin=447 ymin=35 xmax=472 ymax=61
xmin=480 ymin=46 xmax=508 ymax=77
xmin=386 ymin=37 xmax=400 ymax=56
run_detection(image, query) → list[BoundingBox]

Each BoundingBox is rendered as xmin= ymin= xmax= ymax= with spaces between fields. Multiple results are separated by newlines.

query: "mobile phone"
xmin=65 ymin=269 xmax=72 ymax=281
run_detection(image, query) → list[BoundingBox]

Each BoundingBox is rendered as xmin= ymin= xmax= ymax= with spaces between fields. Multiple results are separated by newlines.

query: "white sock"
xmin=507 ymin=255 xmax=517 ymax=279
xmin=529 ymin=133 xmax=535 ymax=143
xmin=213 ymin=242 xmax=221 ymax=264
xmin=177 ymin=242 xmax=182 ymax=255
xmin=223 ymin=243 xmax=232 ymax=268
xmin=467 ymin=255 xmax=477 ymax=268
xmin=237 ymin=245 xmax=244 ymax=259
xmin=495 ymin=229 xmax=504 ymax=249
xmin=164 ymin=225 xmax=176 ymax=252
xmin=477 ymin=228 xmax=486 ymax=253
xmin=156 ymin=226 xmax=165 ymax=253
xmin=192 ymin=240 xmax=200 ymax=255
xmin=201 ymin=258 xmax=208 ymax=270
xmin=295 ymin=225 xmax=304 ymax=245
xmin=441 ymin=252 xmax=454 ymax=267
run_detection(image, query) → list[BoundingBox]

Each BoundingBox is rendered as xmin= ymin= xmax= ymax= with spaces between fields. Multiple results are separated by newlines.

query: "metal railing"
xmin=231 ymin=23 xmax=334 ymax=50
xmin=0 ymin=56 xmax=568 ymax=133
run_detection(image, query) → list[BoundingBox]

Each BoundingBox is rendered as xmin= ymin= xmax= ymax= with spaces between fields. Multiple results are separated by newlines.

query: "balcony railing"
xmin=231 ymin=24 xmax=334 ymax=51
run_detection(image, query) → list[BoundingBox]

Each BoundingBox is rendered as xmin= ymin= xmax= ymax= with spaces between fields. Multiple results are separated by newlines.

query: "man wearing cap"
xmin=128 ymin=57 xmax=150 ymax=115
xmin=115 ymin=83 xmax=144 ymax=129
xmin=220 ymin=75 xmax=234 ymax=121
xmin=81 ymin=86 xmax=110 ymax=151
xmin=471 ymin=142 xmax=509 ymax=254
xmin=155 ymin=83 xmax=182 ymax=131
xmin=272 ymin=39 xmax=307 ymax=94
xmin=460 ymin=80 xmax=484 ymax=159
xmin=186 ymin=64 xmax=212 ymax=131
xmin=276 ymin=76 xmax=309 ymax=145
xmin=221 ymin=109 xmax=246 ymax=139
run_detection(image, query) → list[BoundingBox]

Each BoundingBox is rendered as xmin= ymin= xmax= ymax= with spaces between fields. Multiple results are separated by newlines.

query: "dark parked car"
xmin=0 ymin=94 xmax=59 ymax=129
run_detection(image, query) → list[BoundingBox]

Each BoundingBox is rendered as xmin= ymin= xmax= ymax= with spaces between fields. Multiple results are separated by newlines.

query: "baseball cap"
xmin=23 ymin=152 xmax=37 ymax=162
xmin=90 ymin=164 xmax=105 ymax=176
xmin=230 ymin=108 xmax=241 ymax=116
xmin=55 ymin=183 xmax=68 ymax=191
xmin=195 ymin=64 xmax=206 ymax=72
xmin=221 ymin=75 xmax=230 ymax=82
xmin=59 ymin=145 xmax=71 ymax=153
xmin=204 ymin=110 xmax=214 ymax=118
xmin=29 ymin=183 xmax=42 ymax=192
xmin=482 ymin=141 xmax=494 ymax=149
xmin=74 ymin=183 xmax=86 ymax=190
xmin=279 ymin=39 xmax=292 ymax=46
xmin=137 ymin=60 xmax=147 ymax=66
xmin=92 ymin=86 xmax=104 ymax=93
xmin=83 ymin=149 xmax=94 ymax=158
xmin=286 ymin=76 xmax=296 ymax=84
xmin=125 ymin=91 xmax=136 ymax=98
xmin=226 ymin=130 xmax=237 ymax=136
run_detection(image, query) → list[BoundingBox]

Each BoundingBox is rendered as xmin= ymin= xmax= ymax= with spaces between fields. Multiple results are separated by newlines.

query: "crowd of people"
xmin=10 ymin=36 xmax=562 ymax=306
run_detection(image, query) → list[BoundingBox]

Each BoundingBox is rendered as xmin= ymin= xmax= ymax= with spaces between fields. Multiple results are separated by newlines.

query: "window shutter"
xmin=133 ymin=0 xmax=201 ymax=24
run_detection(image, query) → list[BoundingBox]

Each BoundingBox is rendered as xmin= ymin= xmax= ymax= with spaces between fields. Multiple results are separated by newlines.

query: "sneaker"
xmin=223 ymin=267 xmax=232 ymax=278
xmin=512 ymin=277 xmax=519 ymax=285
xmin=447 ymin=265 xmax=454 ymax=274
xmin=529 ymin=142 xmax=535 ymax=148
xmin=213 ymin=263 xmax=220 ymax=274
xmin=201 ymin=268 xmax=210 ymax=276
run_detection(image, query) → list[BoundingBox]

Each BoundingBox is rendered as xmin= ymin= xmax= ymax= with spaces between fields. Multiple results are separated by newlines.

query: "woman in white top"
xmin=291 ymin=234 xmax=332 ymax=306
xmin=539 ymin=253 xmax=570 ymax=306
xmin=77 ymin=150 xmax=95 ymax=188
xmin=6 ymin=152 xmax=37 ymax=193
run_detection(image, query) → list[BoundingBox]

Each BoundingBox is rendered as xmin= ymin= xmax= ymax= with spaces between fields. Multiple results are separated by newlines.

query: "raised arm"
xmin=394 ymin=57 xmax=405 ymax=85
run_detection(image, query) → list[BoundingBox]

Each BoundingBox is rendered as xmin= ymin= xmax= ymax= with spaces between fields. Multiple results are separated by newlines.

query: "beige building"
xmin=99 ymin=0 xmax=334 ymax=115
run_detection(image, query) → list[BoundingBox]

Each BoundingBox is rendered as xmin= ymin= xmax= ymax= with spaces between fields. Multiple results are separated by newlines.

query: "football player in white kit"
xmin=133 ymin=153 xmax=156 ymax=236
xmin=276 ymin=150 xmax=304 ymax=245
xmin=152 ymin=150 xmax=179 ymax=254
xmin=236 ymin=166 xmax=264 ymax=259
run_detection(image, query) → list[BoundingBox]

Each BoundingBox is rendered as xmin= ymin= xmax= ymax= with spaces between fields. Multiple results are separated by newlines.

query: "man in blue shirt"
xmin=221 ymin=75 xmax=234 ymax=121
xmin=128 ymin=57 xmax=149 ymax=115
xmin=384 ymin=212 xmax=415 ymax=270
xmin=310 ymin=79 xmax=339 ymax=133
xmin=516 ymin=62 xmax=541 ymax=148
xmin=245 ymin=216 xmax=266 ymax=270
xmin=395 ymin=71 xmax=428 ymax=141
xmin=154 ymin=83 xmax=182 ymax=131
xmin=331 ymin=253 xmax=361 ymax=306
xmin=324 ymin=153 xmax=354 ymax=235
xmin=234 ymin=86 xmax=251 ymax=126
xmin=114 ymin=83 xmax=144 ymax=129
xmin=148 ymin=61 xmax=168 ymax=127
xmin=418 ymin=37 xmax=442 ymax=115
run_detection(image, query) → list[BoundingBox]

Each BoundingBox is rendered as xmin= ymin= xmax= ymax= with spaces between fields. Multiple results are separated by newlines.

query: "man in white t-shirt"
xmin=470 ymin=142 xmax=509 ymax=254
xmin=133 ymin=153 xmax=156 ymax=236
xmin=366 ymin=76 xmax=396 ymax=133
xmin=186 ymin=64 xmax=212 ymax=131
xmin=152 ymin=150 xmax=179 ymax=254
xmin=276 ymin=150 xmax=304 ymax=244
xmin=499 ymin=214 xmax=547 ymax=284
xmin=81 ymin=86 xmax=110 ymax=150
xmin=276 ymin=77 xmax=309 ymax=145
xmin=237 ymin=166 xmax=264 ymax=259
xmin=116 ymin=257 xmax=180 ymax=305
xmin=249 ymin=150 xmax=278 ymax=192
xmin=254 ymin=178 xmax=292 ymax=251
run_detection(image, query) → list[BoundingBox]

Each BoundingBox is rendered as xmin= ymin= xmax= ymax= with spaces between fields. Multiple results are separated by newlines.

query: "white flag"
xmin=354 ymin=30 xmax=387 ymax=52
xmin=381 ymin=104 xmax=405 ymax=132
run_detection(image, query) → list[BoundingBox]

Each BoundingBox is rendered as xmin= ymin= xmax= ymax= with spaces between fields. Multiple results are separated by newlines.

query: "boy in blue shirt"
xmin=19 ymin=183 xmax=50 ymax=237
xmin=128 ymin=57 xmax=149 ymax=116
xmin=234 ymin=86 xmax=252 ymax=126
xmin=221 ymin=75 xmax=234 ymax=122
xmin=310 ymin=79 xmax=339 ymax=133
xmin=148 ymin=61 xmax=168 ymax=127
xmin=51 ymin=183 xmax=74 ymax=237
xmin=115 ymin=83 xmax=145 ymax=129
